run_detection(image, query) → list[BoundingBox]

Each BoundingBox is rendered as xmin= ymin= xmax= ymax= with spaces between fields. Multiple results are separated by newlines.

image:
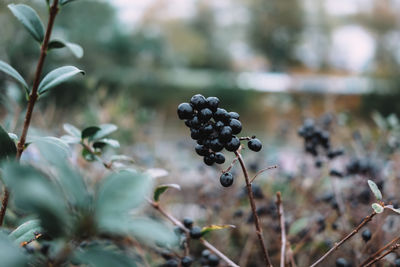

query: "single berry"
xmin=225 ymin=136 xmax=240 ymax=152
xmin=190 ymin=94 xmax=207 ymax=109
xmin=201 ymin=249 xmax=211 ymax=258
xmin=214 ymin=120 xmax=224 ymax=131
xmin=189 ymin=226 xmax=203 ymax=239
xmin=335 ymin=258 xmax=348 ymax=267
xmin=213 ymin=108 xmax=228 ymax=121
xmin=248 ymin=138 xmax=262 ymax=152
xmin=362 ymin=228 xmax=372 ymax=242
xmin=315 ymin=159 xmax=323 ymax=168
xmin=204 ymin=153 xmax=215 ymax=166
xmin=195 ymin=144 xmax=209 ymax=156
xmin=181 ymin=256 xmax=193 ymax=267
xmin=219 ymin=126 xmax=232 ymax=142
xmin=164 ymin=259 xmax=179 ymax=267
xmin=177 ymin=103 xmax=194 ymax=120
xmin=220 ymin=172 xmax=234 ymax=187
xmin=395 ymin=258 xmax=400 ymax=267
xmin=188 ymin=116 xmax=201 ymax=129
xmin=183 ymin=218 xmax=194 ymax=229
xmin=206 ymin=96 xmax=219 ymax=111
xmin=208 ymin=254 xmax=220 ymax=266
xmin=228 ymin=111 xmax=240 ymax=120
xmin=190 ymin=128 xmax=201 ymax=140
xmin=200 ymin=124 xmax=214 ymax=135
xmin=214 ymin=152 xmax=225 ymax=164
xmin=210 ymin=138 xmax=224 ymax=152
xmin=198 ymin=108 xmax=213 ymax=122
xmin=229 ymin=119 xmax=242 ymax=134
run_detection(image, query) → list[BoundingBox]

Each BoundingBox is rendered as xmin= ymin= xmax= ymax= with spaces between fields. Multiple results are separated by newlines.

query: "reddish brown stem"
xmin=235 ymin=151 xmax=273 ymax=267
xmin=276 ymin=192 xmax=286 ymax=267
xmin=364 ymin=243 xmax=400 ymax=267
xmin=309 ymin=211 xmax=376 ymax=267
xmin=0 ymin=0 xmax=60 ymax=227
xmin=359 ymin=236 xmax=400 ymax=267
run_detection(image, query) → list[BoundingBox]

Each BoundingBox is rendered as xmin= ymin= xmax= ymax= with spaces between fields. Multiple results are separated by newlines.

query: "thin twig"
xmin=276 ymin=192 xmax=286 ymax=267
xmin=235 ymin=150 xmax=273 ymax=267
xmin=0 ymin=0 xmax=60 ymax=227
xmin=363 ymin=243 xmax=400 ymax=267
xmin=147 ymin=200 xmax=240 ymax=267
xmin=359 ymin=236 xmax=400 ymax=267
xmin=286 ymin=242 xmax=297 ymax=267
xmin=250 ymin=165 xmax=278 ymax=183
xmin=309 ymin=211 xmax=377 ymax=267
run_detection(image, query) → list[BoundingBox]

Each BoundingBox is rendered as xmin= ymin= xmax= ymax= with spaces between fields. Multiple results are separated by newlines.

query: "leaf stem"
xmin=235 ymin=150 xmax=273 ymax=267
xmin=0 ymin=0 xmax=60 ymax=227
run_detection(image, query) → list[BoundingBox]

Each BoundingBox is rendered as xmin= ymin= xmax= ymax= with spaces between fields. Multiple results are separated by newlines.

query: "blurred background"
xmin=1 ymin=0 xmax=400 ymax=265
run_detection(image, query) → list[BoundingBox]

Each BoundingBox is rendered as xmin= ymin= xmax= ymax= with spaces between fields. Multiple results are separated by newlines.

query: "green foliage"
xmin=0 ymin=232 xmax=27 ymax=267
xmin=48 ymin=39 xmax=84 ymax=58
xmin=9 ymin=219 xmax=42 ymax=245
xmin=367 ymin=180 xmax=382 ymax=201
xmin=371 ymin=203 xmax=384 ymax=213
xmin=153 ymin=184 xmax=181 ymax=202
xmin=38 ymin=66 xmax=85 ymax=95
xmin=0 ymin=60 xmax=28 ymax=91
xmin=0 ymin=125 xmax=16 ymax=161
xmin=59 ymin=0 xmax=79 ymax=6
xmin=8 ymin=4 xmax=44 ymax=43
xmin=81 ymin=126 xmax=100 ymax=140
xmin=74 ymin=245 xmax=137 ymax=267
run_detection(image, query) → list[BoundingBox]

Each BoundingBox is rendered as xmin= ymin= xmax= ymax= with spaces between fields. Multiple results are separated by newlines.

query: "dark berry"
xmin=195 ymin=144 xmax=210 ymax=156
xmin=189 ymin=226 xmax=203 ymax=239
xmin=329 ymin=169 xmax=343 ymax=178
xmin=228 ymin=111 xmax=239 ymax=120
xmin=395 ymin=258 xmax=400 ymax=267
xmin=204 ymin=154 xmax=215 ymax=166
xmin=174 ymin=226 xmax=184 ymax=236
xmin=219 ymin=126 xmax=232 ymax=142
xmin=214 ymin=152 xmax=225 ymax=164
xmin=190 ymin=94 xmax=207 ymax=109
xmin=183 ymin=218 xmax=194 ymax=229
xmin=188 ymin=116 xmax=201 ymax=129
xmin=229 ymin=119 xmax=242 ymax=135
xmin=201 ymin=249 xmax=211 ymax=258
xmin=177 ymin=103 xmax=194 ymax=120
xmin=214 ymin=121 xmax=224 ymax=131
xmin=213 ymin=108 xmax=228 ymax=121
xmin=335 ymin=258 xmax=348 ymax=267
xmin=181 ymin=256 xmax=193 ymax=267
xmin=315 ymin=159 xmax=323 ymax=168
xmin=208 ymin=254 xmax=220 ymax=266
xmin=248 ymin=138 xmax=262 ymax=152
xmin=184 ymin=120 xmax=192 ymax=128
xmin=206 ymin=96 xmax=219 ymax=111
xmin=198 ymin=108 xmax=213 ymax=122
xmin=220 ymin=172 xmax=234 ymax=187
xmin=190 ymin=128 xmax=201 ymax=140
xmin=164 ymin=259 xmax=179 ymax=267
xmin=225 ymin=136 xmax=240 ymax=152
xmin=200 ymin=124 xmax=214 ymax=135
xmin=210 ymin=139 xmax=224 ymax=152
xmin=362 ymin=228 xmax=372 ymax=242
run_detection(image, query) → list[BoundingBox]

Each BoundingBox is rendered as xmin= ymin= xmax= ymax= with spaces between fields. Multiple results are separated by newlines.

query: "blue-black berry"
xmin=220 ymin=172 xmax=234 ymax=187
xmin=335 ymin=258 xmax=349 ymax=267
xmin=229 ymin=111 xmax=239 ymax=120
xmin=183 ymin=218 xmax=193 ymax=229
xmin=203 ymin=154 xmax=215 ymax=166
xmin=214 ymin=152 xmax=225 ymax=164
xmin=177 ymin=103 xmax=194 ymax=120
xmin=225 ymin=136 xmax=240 ymax=152
xmin=190 ymin=94 xmax=207 ymax=109
xmin=219 ymin=126 xmax=232 ymax=142
xmin=181 ymin=256 xmax=193 ymax=267
xmin=210 ymin=138 xmax=224 ymax=152
xmin=189 ymin=226 xmax=203 ymax=239
xmin=229 ymin=119 xmax=242 ymax=135
xmin=362 ymin=228 xmax=371 ymax=242
xmin=198 ymin=108 xmax=213 ymax=122
xmin=164 ymin=259 xmax=179 ymax=267
xmin=208 ymin=254 xmax=220 ymax=266
xmin=195 ymin=144 xmax=209 ymax=156
xmin=248 ymin=138 xmax=262 ymax=152
xmin=206 ymin=96 xmax=219 ymax=111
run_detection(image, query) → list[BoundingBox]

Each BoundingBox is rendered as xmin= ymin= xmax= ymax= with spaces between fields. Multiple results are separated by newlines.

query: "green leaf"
xmin=29 ymin=136 xmax=71 ymax=164
xmin=95 ymin=171 xmax=152 ymax=232
xmin=48 ymin=39 xmax=84 ymax=58
xmin=9 ymin=219 xmax=42 ymax=245
xmin=201 ymin=224 xmax=236 ymax=236
xmin=63 ymin=123 xmax=81 ymax=138
xmin=8 ymin=4 xmax=44 ymax=43
xmin=60 ymin=135 xmax=80 ymax=144
xmin=74 ymin=246 xmax=137 ymax=267
xmin=38 ymin=66 xmax=85 ymax=95
xmin=92 ymin=124 xmax=118 ymax=140
xmin=0 ymin=232 xmax=28 ymax=267
xmin=110 ymin=155 xmax=135 ymax=163
xmin=93 ymin=139 xmax=120 ymax=149
xmin=153 ymin=184 xmax=181 ymax=202
xmin=81 ymin=126 xmax=100 ymax=139
xmin=127 ymin=218 xmax=177 ymax=246
xmin=8 ymin=133 xmax=18 ymax=142
xmin=82 ymin=147 xmax=96 ymax=161
xmin=371 ymin=203 xmax=384 ymax=213
xmin=0 ymin=125 xmax=17 ymax=161
xmin=59 ymin=0 xmax=79 ymax=6
xmin=0 ymin=60 xmax=29 ymax=90
xmin=368 ymin=180 xmax=382 ymax=201
xmin=2 ymin=163 xmax=70 ymax=237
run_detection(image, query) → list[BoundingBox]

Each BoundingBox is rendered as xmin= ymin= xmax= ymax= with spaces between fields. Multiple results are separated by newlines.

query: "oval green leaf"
xmin=63 ymin=123 xmax=81 ymax=138
xmin=8 ymin=4 xmax=44 ymax=43
xmin=93 ymin=139 xmax=120 ymax=149
xmin=48 ymin=39 xmax=84 ymax=58
xmin=9 ymin=219 xmax=42 ymax=245
xmin=92 ymin=124 xmax=118 ymax=140
xmin=153 ymin=184 xmax=181 ymax=202
xmin=59 ymin=0 xmax=79 ymax=6
xmin=0 ymin=61 xmax=28 ymax=90
xmin=81 ymin=126 xmax=101 ymax=139
xmin=201 ymin=224 xmax=236 ymax=236
xmin=0 ymin=125 xmax=17 ymax=161
xmin=371 ymin=203 xmax=384 ymax=213
xmin=38 ymin=66 xmax=85 ymax=95
xmin=367 ymin=180 xmax=382 ymax=201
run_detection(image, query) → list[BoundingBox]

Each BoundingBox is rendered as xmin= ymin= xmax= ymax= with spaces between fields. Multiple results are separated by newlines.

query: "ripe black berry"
xmin=335 ymin=258 xmax=349 ymax=267
xmin=225 ymin=136 xmax=240 ymax=152
xmin=190 ymin=94 xmax=207 ymax=109
xmin=206 ymin=96 xmax=219 ymax=111
xmin=164 ymin=259 xmax=179 ymax=267
xmin=214 ymin=120 xmax=224 ymax=131
xmin=188 ymin=116 xmax=201 ymax=129
xmin=210 ymin=138 xmax=224 ymax=152
xmin=189 ymin=226 xmax=203 ymax=239
xmin=229 ymin=111 xmax=239 ymax=120
xmin=362 ymin=228 xmax=371 ymax=242
xmin=208 ymin=254 xmax=220 ymax=266
xmin=190 ymin=128 xmax=201 ymax=140
xmin=248 ymin=138 xmax=262 ymax=152
xmin=213 ymin=108 xmax=228 ymax=121
xmin=214 ymin=152 xmax=225 ymax=164
xmin=201 ymin=249 xmax=211 ymax=258
xmin=200 ymin=124 xmax=213 ymax=135
xmin=198 ymin=108 xmax=213 ymax=122
xmin=229 ymin=119 xmax=242 ymax=135
xmin=181 ymin=256 xmax=193 ymax=267
xmin=203 ymin=153 xmax=215 ymax=166
xmin=220 ymin=172 xmax=234 ymax=187
xmin=183 ymin=218 xmax=193 ymax=229
xmin=195 ymin=144 xmax=209 ymax=156
xmin=177 ymin=103 xmax=194 ymax=120
xmin=219 ymin=126 xmax=232 ymax=142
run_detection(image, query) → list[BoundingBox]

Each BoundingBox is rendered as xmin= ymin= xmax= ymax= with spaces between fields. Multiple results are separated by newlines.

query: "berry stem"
xmin=309 ymin=211 xmax=377 ymax=267
xmin=359 ymin=236 xmax=400 ymax=267
xmin=147 ymin=200 xmax=240 ymax=267
xmin=363 ymin=242 xmax=400 ymax=267
xmin=276 ymin=192 xmax=287 ymax=267
xmin=0 ymin=0 xmax=60 ymax=227
xmin=250 ymin=165 xmax=278 ymax=183
xmin=235 ymin=150 xmax=273 ymax=267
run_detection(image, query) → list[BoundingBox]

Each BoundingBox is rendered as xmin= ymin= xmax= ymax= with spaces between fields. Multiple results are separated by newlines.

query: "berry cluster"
xmin=298 ymin=119 xmax=344 ymax=167
xmin=178 ymin=94 xmax=262 ymax=187
xmin=330 ymin=157 xmax=381 ymax=179
xmin=200 ymin=249 xmax=220 ymax=266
